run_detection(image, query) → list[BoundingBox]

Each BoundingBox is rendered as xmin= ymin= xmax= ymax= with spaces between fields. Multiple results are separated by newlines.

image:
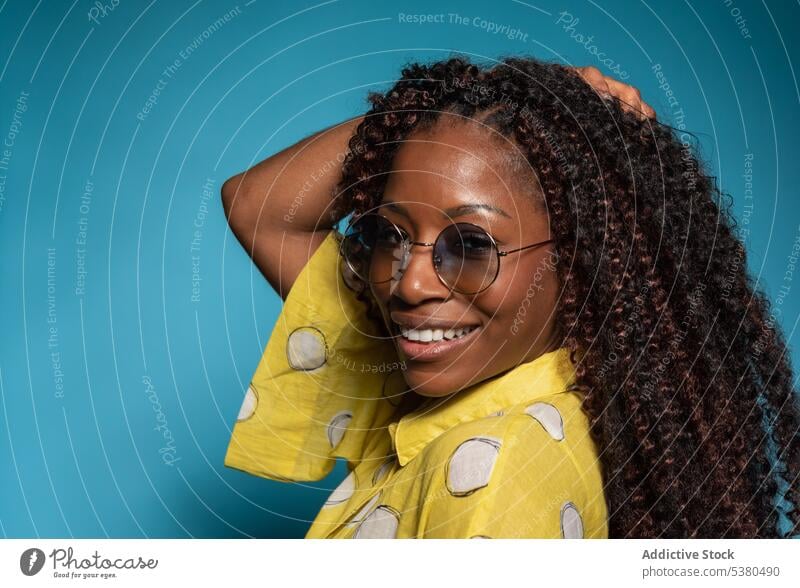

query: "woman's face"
xmin=369 ymin=117 xmax=561 ymax=397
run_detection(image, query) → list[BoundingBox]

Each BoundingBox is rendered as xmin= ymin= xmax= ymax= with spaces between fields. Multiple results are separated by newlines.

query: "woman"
xmin=222 ymin=55 xmax=799 ymax=538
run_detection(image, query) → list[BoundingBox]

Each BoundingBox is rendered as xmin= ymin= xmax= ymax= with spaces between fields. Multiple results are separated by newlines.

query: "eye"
xmin=373 ymin=219 xmax=406 ymax=249
xmin=452 ymin=229 xmax=494 ymax=258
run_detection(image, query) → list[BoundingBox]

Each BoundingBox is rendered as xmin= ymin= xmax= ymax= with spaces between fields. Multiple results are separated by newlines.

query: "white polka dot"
xmin=323 ymin=471 xmax=356 ymax=508
xmin=524 ymin=402 xmax=565 ymax=441
xmin=446 ymin=436 xmax=502 ymax=497
xmin=487 ymin=410 xmax=504 ymax=417
xmin=327 ymin=410 xmax=352 ymax=449
xmin=470 ymin=534 xmax=491 ymax=539
xmin=560 ymin=501 xmax=584 ymax=538
xmin=286 ymin=327 xmax=326 ymax=370
xmin=372 ymin=457 xmax=395 ymax=485
xmin=354 ymin=505 xmax=400 ymax=538
xmin=237 ymin=385 xmax=258 ymax=421
xmin=346 ymin=492 xmax=382 ymax=528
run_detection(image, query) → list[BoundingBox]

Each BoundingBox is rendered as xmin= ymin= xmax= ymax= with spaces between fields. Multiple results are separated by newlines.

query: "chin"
xmin=400 ymin=366 xmax=472 ymax=398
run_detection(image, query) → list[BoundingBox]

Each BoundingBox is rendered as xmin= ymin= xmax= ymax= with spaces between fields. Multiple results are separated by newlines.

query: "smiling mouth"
xmin=389 ymin=320 xmax=482 ymax=362
xmin=397 ymin=325 xmax=479 ymax=342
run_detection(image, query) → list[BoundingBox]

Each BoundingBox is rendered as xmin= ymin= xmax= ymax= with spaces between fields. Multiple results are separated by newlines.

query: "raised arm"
xmin=221 ymin=115 xmax=363 ymax=299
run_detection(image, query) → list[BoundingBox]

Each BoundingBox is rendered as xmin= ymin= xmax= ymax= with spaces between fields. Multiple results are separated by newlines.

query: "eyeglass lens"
xmin=343 ymin=213 xmax=500 ymax=294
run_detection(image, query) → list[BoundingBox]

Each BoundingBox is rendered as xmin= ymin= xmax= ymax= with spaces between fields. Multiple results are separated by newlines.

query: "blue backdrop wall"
xmin=1 ymin=0 xmax=798 ymax=538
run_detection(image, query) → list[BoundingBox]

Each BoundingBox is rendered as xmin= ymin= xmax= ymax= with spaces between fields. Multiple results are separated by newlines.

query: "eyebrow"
xmin=383 ymin=202 xmax=511 ymax=220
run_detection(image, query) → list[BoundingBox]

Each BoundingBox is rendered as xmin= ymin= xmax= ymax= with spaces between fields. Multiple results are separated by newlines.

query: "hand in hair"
xmin=573 ymin=65 xmax=656 ymax=119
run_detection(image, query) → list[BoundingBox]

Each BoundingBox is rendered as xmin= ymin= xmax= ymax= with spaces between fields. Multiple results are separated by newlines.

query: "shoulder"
xmin=423 ymin=391 xmax=592 ymax=467
xmin=420 ymin=403 xmax=582 ymax=486
xmin=413 ymin=394 xmax=606 ymax=538
xmin=423 ymin=393 xmax=598 ymax=500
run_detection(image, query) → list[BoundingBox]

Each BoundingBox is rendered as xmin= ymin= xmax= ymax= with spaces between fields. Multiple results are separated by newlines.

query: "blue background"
xmin=1 ymin=0 xmax=798 ymax=538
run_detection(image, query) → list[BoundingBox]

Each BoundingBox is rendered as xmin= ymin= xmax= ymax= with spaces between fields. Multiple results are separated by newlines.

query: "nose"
xmin=389 ymin=242 xmax=451 ymax=305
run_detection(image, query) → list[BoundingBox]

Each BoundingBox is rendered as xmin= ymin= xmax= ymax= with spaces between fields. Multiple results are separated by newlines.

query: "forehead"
xmin=381 ymin=118 xmax=541 ymax=219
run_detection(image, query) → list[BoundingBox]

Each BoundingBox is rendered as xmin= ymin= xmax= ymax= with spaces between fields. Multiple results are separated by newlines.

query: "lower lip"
xmin=394 ymin=327 xmax=481 ymax=362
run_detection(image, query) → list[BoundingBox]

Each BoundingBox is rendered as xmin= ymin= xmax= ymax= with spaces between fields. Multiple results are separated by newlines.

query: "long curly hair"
xmin=330 ymin=54 xmax=799 ymax=538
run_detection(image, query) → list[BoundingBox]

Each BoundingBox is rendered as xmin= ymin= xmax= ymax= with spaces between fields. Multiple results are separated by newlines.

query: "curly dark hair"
xmin=330 ymin=54 xmax=799 ymax=538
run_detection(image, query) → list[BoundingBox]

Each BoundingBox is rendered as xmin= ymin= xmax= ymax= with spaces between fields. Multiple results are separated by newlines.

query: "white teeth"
xmin=398 ymin=325 xmax=477 ymax=343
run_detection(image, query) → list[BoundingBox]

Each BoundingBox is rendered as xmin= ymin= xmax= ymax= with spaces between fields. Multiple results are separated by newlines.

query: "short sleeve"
xmin=417 ymin=413 xmax=597 ymax=538
xmin=224 ymin=230 xmax=404 ymax=482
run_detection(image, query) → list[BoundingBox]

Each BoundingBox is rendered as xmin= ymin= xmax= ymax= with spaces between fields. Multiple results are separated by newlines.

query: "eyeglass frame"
xmin=340 ymin=212 xmax=556 ymax=295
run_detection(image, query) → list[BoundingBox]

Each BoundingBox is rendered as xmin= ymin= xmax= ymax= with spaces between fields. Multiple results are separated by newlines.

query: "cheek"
xmin=369 ymin=282 xmax=419 ymax=340
xmin=481 ymin=257 xmax=560 ymax=340
xmin=369 ymin=283 xmax=391 ymax=321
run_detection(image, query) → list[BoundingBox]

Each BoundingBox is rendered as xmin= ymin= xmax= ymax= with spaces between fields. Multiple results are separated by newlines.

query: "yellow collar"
xmin=387 ymin=348 xmax=577 ymax=467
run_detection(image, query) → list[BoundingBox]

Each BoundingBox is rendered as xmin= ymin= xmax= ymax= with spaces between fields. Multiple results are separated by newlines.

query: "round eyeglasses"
xmin=340 ymin=212 xmax=555 ymax=295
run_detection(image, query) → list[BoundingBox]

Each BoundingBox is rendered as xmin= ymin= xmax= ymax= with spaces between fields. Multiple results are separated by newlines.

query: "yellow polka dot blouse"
xmin=224 ymin=231 xmax=609 ymax=539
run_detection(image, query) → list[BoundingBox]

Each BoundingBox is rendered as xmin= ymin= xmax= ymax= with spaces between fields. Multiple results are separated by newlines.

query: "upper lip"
xmin=390 ymin=312 xmax=480 ymax=331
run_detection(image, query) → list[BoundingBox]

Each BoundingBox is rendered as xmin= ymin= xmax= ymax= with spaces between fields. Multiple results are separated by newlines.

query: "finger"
xmin=590 ymin=79 xmax=613 ymax=99
xmin=641 ymin=102 xmax=657 ymax=120
xmin=629 ymin=93 xmax=655 ymax=120
xmin=574 ymin=66 xmax=611 ymax=96
xmin=604 ymin=79 xmax=651 ymax=118
xmin=604 ymin=78 xmax=640 ymax=105
xmin=577 ymin=69 xmax=657 ymax=120
xmin=631 ymin=98 xmax=656 ymax=120
xmin=574 ymin=65 xmax=602 ymax=81
xmin=629 ymin=97 xmax=650 ymax=120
